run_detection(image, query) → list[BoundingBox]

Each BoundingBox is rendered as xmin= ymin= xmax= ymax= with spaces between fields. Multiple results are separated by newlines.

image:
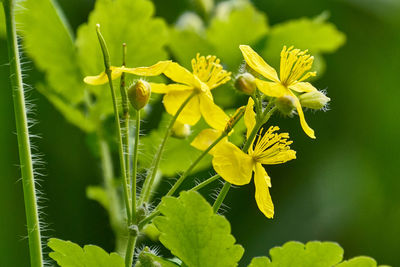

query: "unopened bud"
xmin=224 ymin=106 xmax=245 ymax=134
xmin=137 ymin=247 xmax=162 ymax=267
xmin=299 ymin=90 xmax=330 ymax=110
xmin=276 ymin=95 xmax=296 ymax=116
xmin=128 ymin=80 xmax=151 ymax=110
xmin=171 ymin=121 xmax=191 ymax=139
xmin=136 ymin=204 xmax=148 ymax=223
xmin=235 ymin=73 xmax=256 ymax=95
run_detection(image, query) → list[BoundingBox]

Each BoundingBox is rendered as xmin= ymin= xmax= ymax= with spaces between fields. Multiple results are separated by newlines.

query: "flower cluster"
xmin=85 ymin=45 xmax=329 ymax=218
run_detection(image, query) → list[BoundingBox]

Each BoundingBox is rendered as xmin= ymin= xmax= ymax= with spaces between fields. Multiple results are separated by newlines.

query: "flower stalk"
xmin=3 ymin=1 xmax=44 ymax=266
xmin=96 ymin=25 xmax=131 ymax=222
xmin=139 ymin=91 xmax=197 ymax=205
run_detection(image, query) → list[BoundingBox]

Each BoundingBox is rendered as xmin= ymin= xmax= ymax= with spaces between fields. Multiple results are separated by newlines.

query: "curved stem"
xmin=139 ymin=91 xmax=197 ymax=205
xmin=96 ymin=25 xmax=131 ymax=222
xmin=165 ymin=132 xmax=227 ymax=197
xmin=3 ymin=1 xmax=44 ymax=266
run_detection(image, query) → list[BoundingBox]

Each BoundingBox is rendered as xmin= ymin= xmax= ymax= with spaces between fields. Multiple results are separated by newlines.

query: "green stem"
xmin=139 ymin=91 xmax=197 ymax=205
xmin=120 ymin=43 xmax=131 ymax=196
xmin=3 ymin=1 xmax=44 ymax=266
xmin=212 ymin=182 xmax=231 ymax=213
xmin=131 ymin=110 xmax=140 ymax=222
xmin=213 ymin=104 xmax=277 ymax=213
xmin=190 ymin=174 xmax=220 ymax=192
xmin=96 ymin=25 xmax=131 ymax=222
xmin=98 ymin=136 xmax=127 ymax=254
xmin=165 ymin=132 xmax=227 ymax=197
xmin=124 ymin=232 xmax=137 ymax=267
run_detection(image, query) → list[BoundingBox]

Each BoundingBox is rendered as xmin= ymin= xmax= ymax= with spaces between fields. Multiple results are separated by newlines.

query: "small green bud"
xmin=128 ymin=79 xmax=151 ymax=110
xmin=299 ymin=90 xmax=330 ymax=110
xmin=276 ymin=95 xmax=296 ymax=116
xmin=136 ymin=204 xmax=148 ymax=223
xmin=235 ymin=73 xmax=256 ymax=95
xmin=171 ymin=121 xmax=191 ymax=139
xmin=137 ymin=247 xmax=162 ymax=267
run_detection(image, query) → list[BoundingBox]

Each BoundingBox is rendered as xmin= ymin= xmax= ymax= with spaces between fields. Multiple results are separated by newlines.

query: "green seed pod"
xmin=171 ymin=121 xmax=191 ymax=139
xmin=235 ymin=73 xmax=256 ymax=95
xmin=276 ymin=95 xmax=296 ymax=116
xmin=136 ymin=247 xmax=162 ymax=267
xmin=299 ymin=90 xmax=330 ymax=110
xmin=128 ymin=79 xmax=151 ymax=110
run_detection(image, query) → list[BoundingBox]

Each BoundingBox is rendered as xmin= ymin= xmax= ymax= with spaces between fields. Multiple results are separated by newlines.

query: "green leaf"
xmin=262 ymin=15 xmax=346 ymax=68
xmin=154 ymin=191 xmax=244 ymax=267
xmin=207 ymin=1 xmax=269 ymax=68
xmin=86 ymin=186 xmax=109 ymax=211
xmin=336 ymin=256 xmax=378 ymax=267
xmin=248 ymin=241 xmax=387 ymax=267
xmin=17 ymin=0 xmax=84 ymax=104
xmin=248 ymin=257 xmax=270 ymax=266
xmin=48 ymin=238 xmax=124 ymax=267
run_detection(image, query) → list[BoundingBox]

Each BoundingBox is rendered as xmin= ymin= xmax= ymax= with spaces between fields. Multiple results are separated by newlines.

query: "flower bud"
xmin=299 ymin=90 xmax=330 ymax=110
xmin=128 ymin=79 xmax=151 ymax=110
xmin=137 ymin=247 xmax=162 ymax=267
xmin=171 ymin=121 xmax=191 ymax=139
xmin=275 ymin=95 xmax=296 ymax=116
xmin=235 ymin=73 xmax=256 ymax=95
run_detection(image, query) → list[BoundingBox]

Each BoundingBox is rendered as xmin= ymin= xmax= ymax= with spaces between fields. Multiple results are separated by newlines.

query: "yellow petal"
xmin=290 ymin=91 xmax=316 ymax=139
xmin=150 ymin=83 xmax=193 ymax=94
xmin=163 ymin=62 xmax=198 ymax=87
xmin=212 ymin=142 xmax=254 ymax=186
xmin=191 ymin=129 xmax=227 ymax=155
xmin=254 ymin=163 xmax=274 ymax=218
xmin=255 ymin=79 xmax=286 ymax=98
xmin=120 ymin=60 xmax=171 ymax=76
xmin=258 ymin=150 xmax=296 ymax=165
xmin=199 ymin=92 xmax=230 ymax=131
xmin=289 ymin=82 xmax=318 ymax=93
xmin=83 ymin=66 xmax=123 ymax=85
xmin=239 ymin=45 xmax=279 ymax=82
xmin=163 ymin=90 xmax=201 ymax=125
xmin=244 ymin=97 xmax=256 ymax=139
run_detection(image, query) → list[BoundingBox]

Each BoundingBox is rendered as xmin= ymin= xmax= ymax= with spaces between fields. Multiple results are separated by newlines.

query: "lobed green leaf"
xmin=48 ymin=238 xmax=124 ymax=267
xmin=154 ymin=191 xmax=244 ymax=267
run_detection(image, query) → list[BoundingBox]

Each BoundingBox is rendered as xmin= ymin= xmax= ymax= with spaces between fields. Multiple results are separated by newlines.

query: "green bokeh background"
xmin=1 ymin=0 xmax=400 ymax=266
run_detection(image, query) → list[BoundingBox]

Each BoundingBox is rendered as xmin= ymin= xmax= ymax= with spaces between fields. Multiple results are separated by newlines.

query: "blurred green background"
xmin=1 ymin=0 xmax=400 ymax=266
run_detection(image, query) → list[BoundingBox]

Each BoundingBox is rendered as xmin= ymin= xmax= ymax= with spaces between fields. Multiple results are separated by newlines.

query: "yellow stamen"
xmin=251 ymin=126 xmax=293 ymax=162
xmin=191 ymin=53 xmax=231 ymax=89
xmin=279 ymin=46 xmax=315 ymax=86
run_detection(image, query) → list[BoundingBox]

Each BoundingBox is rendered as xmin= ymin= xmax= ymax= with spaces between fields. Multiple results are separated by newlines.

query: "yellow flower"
xmin=150 ymin=54 xmax=231 ymax=131
xmin=240 ymin=45 xmax=318 ymax=138
xmin=83 ymin=60 xmax=172 ymax=85
xmin=192 ymin=98 xmax=296 ymax=218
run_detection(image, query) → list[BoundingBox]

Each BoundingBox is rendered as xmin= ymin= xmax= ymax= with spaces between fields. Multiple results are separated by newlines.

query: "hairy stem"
xmin=120 ymin=43 xmax=131 ymax=196
xmin=3 ymin=1 xmax=44 ymax=266
xmin=96 ymin=25 xmax=132 ymax=222
xmin=124 ymin=233 xmax=137 ymax=267
xmin=131 ymin=110 xmax=140 ymax=222
xmin=190 ymin=174 xmax=220 ymax=192
xmin=139 ymin=91 xmax=197 ymax=205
